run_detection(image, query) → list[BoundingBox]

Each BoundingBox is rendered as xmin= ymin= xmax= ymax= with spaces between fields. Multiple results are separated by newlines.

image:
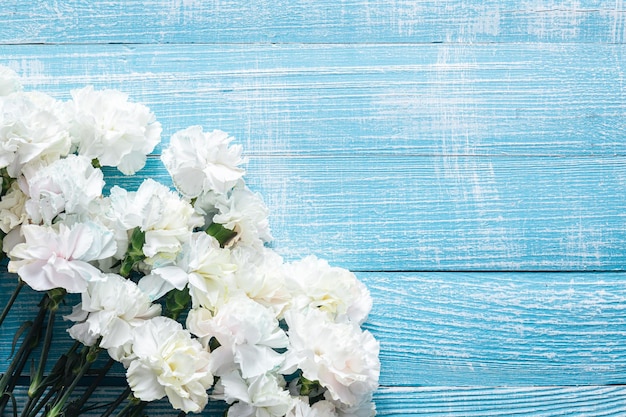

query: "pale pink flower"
xmin=8 ymin=222 xmax=117 ymax=293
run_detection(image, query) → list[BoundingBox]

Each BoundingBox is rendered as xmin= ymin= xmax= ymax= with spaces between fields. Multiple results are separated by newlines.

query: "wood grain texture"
xmin=1 ymin=43 xmax=624 ymax=157
xmin=3 ymin=272 xmax=626 ymax=387
xmin=1 ymin=1 xmax=625 ymax=415
xmin=8 ymin=385 xmax=626 ymax=416
xmin=373 ymin=386 xmax=626 ymax=416
xmin=100 ymin=154 xmax=626 ymax=271
xmin=0 ymin=1 xmax=625 ymax=44
xmin=360 ymin=271 xmax=626 ymax=386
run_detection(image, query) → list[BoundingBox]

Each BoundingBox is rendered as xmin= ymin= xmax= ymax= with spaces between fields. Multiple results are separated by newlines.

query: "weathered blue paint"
xmin=1 ymin=1 xmax=625 ymax=415
xmin=0 ymin=1 xmax=625 ymax=44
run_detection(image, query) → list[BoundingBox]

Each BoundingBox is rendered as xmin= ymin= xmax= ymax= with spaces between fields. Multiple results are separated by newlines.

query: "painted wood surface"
xmin=1 ymin=0 xmax=625 ymax=416
xmin=3 ymin=272 xmax=626 ymax=387
xmin=1 ymin=44 xmax=624 ymax=158
xmin=8 ymin=386 xmax=626 ymax=416
xmin=1 ymin=1 xmax=625 ymax=44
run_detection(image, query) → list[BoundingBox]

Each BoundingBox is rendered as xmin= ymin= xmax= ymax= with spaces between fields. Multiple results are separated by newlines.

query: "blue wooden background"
xmin=1 ymin=1 xmax=626 ymax=416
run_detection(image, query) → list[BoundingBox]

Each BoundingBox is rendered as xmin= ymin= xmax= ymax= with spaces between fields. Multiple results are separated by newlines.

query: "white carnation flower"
xmin=22 ymin=154 xmax=104 ymax=225
xmin=8 ymin=222 xmax=117 ymax=293
xmin=187 ymin=295 xmax=287 ymax=379
xmin=162 ymin=126 xmax=246 ymax=197
xmin=284 ymin=308 xmax=379 ymax=407
xmin=212 ymin=185 xmax=272 ymax=247
xmin=285 ymin=256 xmax=372 ymax=325
xmin=2 ymin=225 xmax=23 ymax=255
xmin=332 ymin=392 xmax=376 ymax=417
xmin=230 ymin=245 xmax=291 ymax=318
xmin=108 ymin=179 xmax=203 ymax=259
xmin=139 ymin=232 xmax=236 ymax=304
xmin=65 ymin=273 xmax=161 ymax=362
xmin=126 ymin=316 xmax=214 ymax=413
xmin=0 ymin=66 xmax=22 ymax=96
xmin=0 ymin=91 xmax=71 ymax=177
xmin=287 ymin=398 xmax=338 ymax=417
xmin=192 ymin=189 xmax=227 ymax=229
xmin=0 ymin=181 xmax=27 ymax=233
xmin=213 ymin=371 xmax=293 ymax=417
xmin=67 ymin=86 xmax=161 ymax=175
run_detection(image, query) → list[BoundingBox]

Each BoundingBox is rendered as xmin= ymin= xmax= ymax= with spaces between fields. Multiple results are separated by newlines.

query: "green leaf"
xmin=165 ymin=287 xmax=191 ymax=321
xmin=299 ymin=376 xmax=324 ymax=398
xmin=205 ymin=222 xmax=237 ymax=247
xmin=120 ymin=227 xmax=146 ymax=277
xmin=44 ymin=288 xmax=66 ymax=311
xmin=1 ymin=167 xmax=12 ymax=196
xmin=11 ymin=321 xmax=32 ymax=356
xmin=208 ymin=337 xmax=221 ymax=352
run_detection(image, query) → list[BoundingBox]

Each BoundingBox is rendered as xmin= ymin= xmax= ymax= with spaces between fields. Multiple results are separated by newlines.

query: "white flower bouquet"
xmin=0 ymin=66 xmax=380 ymax=417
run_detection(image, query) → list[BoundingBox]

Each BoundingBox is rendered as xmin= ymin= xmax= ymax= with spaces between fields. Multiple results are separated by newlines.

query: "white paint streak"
xmin=523 ymin=0 xmax=583 ymax=40
xmin=472 ymin=7 xmax=501 ymax=37
xmin=611 ymin=0 xmax=626 ymax=43
xmin=7 ymin=59 xmax=45 ymax=84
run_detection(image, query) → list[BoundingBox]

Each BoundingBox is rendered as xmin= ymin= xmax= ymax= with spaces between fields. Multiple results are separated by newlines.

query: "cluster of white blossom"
xmin=0 ymin=67 xmax=379 ymax=416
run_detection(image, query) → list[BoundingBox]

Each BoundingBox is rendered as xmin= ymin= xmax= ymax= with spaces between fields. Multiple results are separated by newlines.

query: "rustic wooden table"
xmin=1 ymin=1 xmax=625 ymax=415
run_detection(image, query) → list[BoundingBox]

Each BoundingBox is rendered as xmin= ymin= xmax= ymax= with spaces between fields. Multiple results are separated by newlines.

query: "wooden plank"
xmin=373 ymin=386 xmax=626 ymax=416
xmin=0 ymin=43 xmax=624 ymax=157
xmin=7 ymin=386 xmax=229 ymax=416
xmin=103 ymin=152 xmax=626 ymax=271
xmin=8 ymin=385 xmax=626 ymax=416
xmin=361 ymin=272 xmax=626 ymax=386
xmin=3 ymin=272 xmax=626 ymax=387
xmin=0 ymin=1 xmax=625 ymax=44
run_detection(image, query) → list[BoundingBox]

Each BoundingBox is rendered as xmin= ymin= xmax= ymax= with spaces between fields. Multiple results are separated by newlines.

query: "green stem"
xmin=28 ymin=307 xmax=56 ymax=396
xmin=0 ymin=281 xmax=24 ymax=328
xmin=64 ymin=358 xmax=115 ymax=417
xmin=25 ymin=387 xmax=59 ymax=417
xmin=0 ymin=298 xmax=47 ymax=413
xmin=46 ymin=346 xmax=99 ymax=417
xmin=20 ymin=308 xmax=57 ymax=417
xmin=124 ymin=400 xmax=147 ymax=417
xmin=100 ymin=387 xmax=131 ymax=417
xmin=23 ymin=343 xmax=82 ymax=417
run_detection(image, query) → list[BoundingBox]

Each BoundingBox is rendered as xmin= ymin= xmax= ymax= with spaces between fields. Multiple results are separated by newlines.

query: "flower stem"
xmin=119 ymin=399 xmax=147 ymax=417
xmin=0 ymin=297 xmax=47 ymax=413
xmin=64 ymin=357 xmax=115 ymax=417
xmin=19 ymin=306 xmax=60 ymax=417
xmin=45 ymin=345 xmax=100 ymax=417
xmin=100 ymin=387 xmax=131 ymax=417
xmin=0 ymin=280 xmax=24 ymax=328
xmin=28 ymin=306 xmax=56 ymax=397
xmin=22 ymin=343 xmax=82 ymax=417
xmin=24 ymin=386 xmax=59 ymax=417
